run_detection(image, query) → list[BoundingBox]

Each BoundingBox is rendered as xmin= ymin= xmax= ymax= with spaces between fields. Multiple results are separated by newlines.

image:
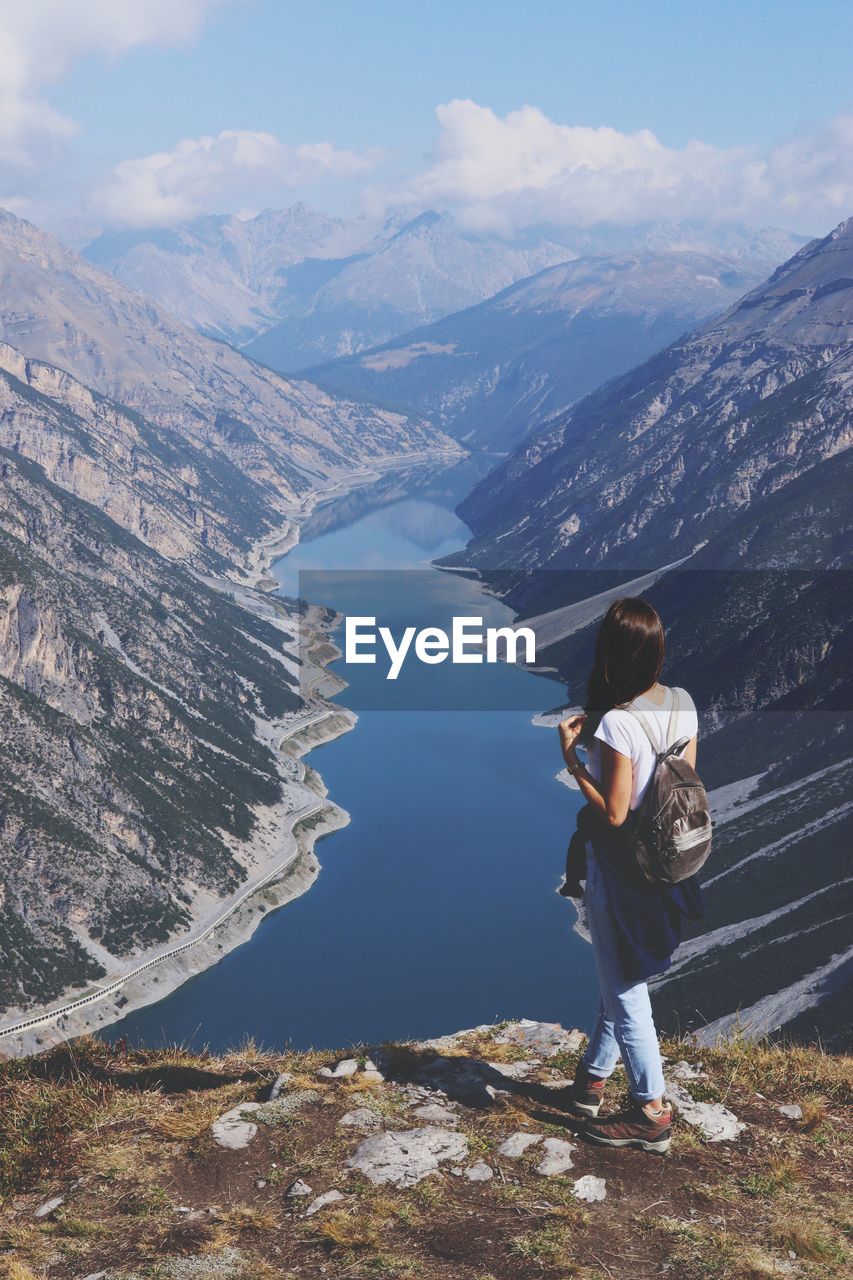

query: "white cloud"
xmin=396 ymin=100 xmax=853 ymax=234
xmin=0 ymin=0 xmax=227 ymax=166
xmin=92 ymin=130 xmax=381 ymax=226
xmin=2 ymin=5 xmax=851 ymax=241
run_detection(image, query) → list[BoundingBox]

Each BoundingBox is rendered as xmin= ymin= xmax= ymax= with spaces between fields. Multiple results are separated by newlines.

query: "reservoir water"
xmin=108 ymin=460 xmax=594 ymax=1052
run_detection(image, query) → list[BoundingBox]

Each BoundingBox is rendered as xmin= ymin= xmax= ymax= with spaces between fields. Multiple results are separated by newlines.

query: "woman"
xmin=557 ymin=597 xmax=703 ymax=1155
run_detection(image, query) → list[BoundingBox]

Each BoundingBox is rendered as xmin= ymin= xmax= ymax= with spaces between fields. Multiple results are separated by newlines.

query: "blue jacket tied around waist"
xmin=561 ymin=803 xmax=705 ymax=983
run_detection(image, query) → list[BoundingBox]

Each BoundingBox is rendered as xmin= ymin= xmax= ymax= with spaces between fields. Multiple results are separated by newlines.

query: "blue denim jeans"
xmin=580 ymin=845 xmax=666 ymax=1102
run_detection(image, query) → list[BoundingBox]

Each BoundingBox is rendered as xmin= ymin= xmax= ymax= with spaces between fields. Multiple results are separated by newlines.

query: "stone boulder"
xmin=347 ymin=1127 xmax=469 ymax=1187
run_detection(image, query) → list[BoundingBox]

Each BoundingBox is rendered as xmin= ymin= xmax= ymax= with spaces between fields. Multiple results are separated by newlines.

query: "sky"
xmin=2 ymin=0 xmax=853 ymax=243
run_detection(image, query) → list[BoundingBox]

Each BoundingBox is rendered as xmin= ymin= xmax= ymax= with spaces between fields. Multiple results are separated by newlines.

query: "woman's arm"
xmin=558 ymin=716 xmax=633 ymax=827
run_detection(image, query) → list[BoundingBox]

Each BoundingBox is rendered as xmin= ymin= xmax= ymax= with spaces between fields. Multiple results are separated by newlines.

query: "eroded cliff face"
xmin=0 ymin=345 xmax=252 ymax=571
xmin=0 ymin=432 xmax=317 ymax=1013
xmin=0 ymin=210 xmax=455 ymax=564
xmin=0 ymin=211 xmax=459 ymax=1025
xmin=457 ymin=218 xmax=853 ymax=572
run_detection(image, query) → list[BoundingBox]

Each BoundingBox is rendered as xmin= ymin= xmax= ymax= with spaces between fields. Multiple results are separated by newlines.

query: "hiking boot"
xmin=564 ymin=1064 xmax=607 ymax=1117
xmin=583 ymin=1101 xmax=672 ymax=1154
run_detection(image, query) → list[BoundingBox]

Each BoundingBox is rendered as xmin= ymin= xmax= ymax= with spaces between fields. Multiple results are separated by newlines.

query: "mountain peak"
xmin=388 ymin=209 xmax=449 ymax=241
xmin=829 ymin=214 xmax=853 ymax=241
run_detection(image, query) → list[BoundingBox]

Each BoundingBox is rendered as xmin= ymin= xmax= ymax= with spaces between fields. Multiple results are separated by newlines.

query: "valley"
xmin=0 ymin=201 xmax=849 ymax=1057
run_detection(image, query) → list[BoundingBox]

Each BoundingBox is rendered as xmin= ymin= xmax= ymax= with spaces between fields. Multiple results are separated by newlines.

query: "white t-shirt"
xmin=585 ymin=686 xmax=698 ymax=811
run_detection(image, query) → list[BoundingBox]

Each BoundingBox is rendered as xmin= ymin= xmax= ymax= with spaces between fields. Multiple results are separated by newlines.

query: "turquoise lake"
xmin=107 ymin=460 xmax=593 ymax=1051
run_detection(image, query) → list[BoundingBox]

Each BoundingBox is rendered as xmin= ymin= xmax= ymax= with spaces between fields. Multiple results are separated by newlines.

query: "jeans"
xmin=580 ymin=844 xmax=666 ymax=1102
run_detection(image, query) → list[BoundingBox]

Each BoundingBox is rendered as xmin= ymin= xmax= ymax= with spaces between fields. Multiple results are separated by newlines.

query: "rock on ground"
xmin=536 ymin=1137 xmax=576 ymax=1176
xmin=573 ymin=1175 xmax=607 ymax=1202
xmin=417 ymin=1019 xmax=583 ymax=1056
xmin=304 ymin=1189 xmax=345 ymax=1217
xmin=347 ymin=1127 xmax=469 ymax=1187
xmin=411 ymin=1102 xmax=460 ymax=1126
xmin=268 ymin=1072 xmax=293 ymax=1100
xmin=486 ymin=1059 xmax=534 ymax=1080
xmin=666 ymin=1081 xmax=746 ymax=1141
xmin=286 ymin=1179 xmax=313 ymax=1198
xmin=338 ymin=1107 xmax=382 ymax=1130
xmin=779 ymin=1103 xmax=803 ymax=1120
xmin=465 ymin=1160 xmax=494 ymax=1182
xmin=498 ymin=1132 xmax=543 ymax=1157
xmin=669 ymin=1060 xmax=707 ymax=1080
xmin=317 ymin=1057 xmax=360 ymax=1079
xmin=210 ymin=1103 xmax=261 ymax=1151
xmin=493 ymin=1019 xmax=585 ymax=1058
xmin=34 ymin=1195 xmax=64 ymax=1219
xmin=412 ymin=1055 xmax=506 ymax=1105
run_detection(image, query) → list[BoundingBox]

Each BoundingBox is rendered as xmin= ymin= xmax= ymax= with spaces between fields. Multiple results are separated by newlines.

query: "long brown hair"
xmin=581 ymin=597 xmax=665 ymax=742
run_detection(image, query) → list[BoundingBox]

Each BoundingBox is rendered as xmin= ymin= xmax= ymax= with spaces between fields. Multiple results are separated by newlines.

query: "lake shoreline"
xmin=0 ymin=450 xmax=464 ymax=1057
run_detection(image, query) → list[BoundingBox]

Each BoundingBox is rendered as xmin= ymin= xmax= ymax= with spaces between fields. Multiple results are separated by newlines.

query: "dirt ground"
xmin=0 ymin=1021 xmax=849 ymax=1280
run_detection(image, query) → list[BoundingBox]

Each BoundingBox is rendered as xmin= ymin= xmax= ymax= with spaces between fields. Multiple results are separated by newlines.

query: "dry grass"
xmin=774 ymin=1218 xmax=848 ymax=1263
xmin=153 ymin=1094 xmax=227 ymax=1141
xmin=677 ymin=1030 xmax=853 ymax=1103
xmin=797 ymin=1095 xmax=830 ymax=1131
xmin=216 ymin=1205 xmax=280 ymax=1233
xmin=509 ymin=1221 xmax=576 ymax=1269
xmin=1 ymin=1261 xmax=44 ymax=1280
xmin=0 ymin=1028 xmax=849 ymax=1280
xmin=738 ymin=1154 xmax=799 ymax=1197
xmin=242 ymin=1263 xmax=291 ymax=1280
xmin=312 ymin=1209 xmax=382 ymax=1250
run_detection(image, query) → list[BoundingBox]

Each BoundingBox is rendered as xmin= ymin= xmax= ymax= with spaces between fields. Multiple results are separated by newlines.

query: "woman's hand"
xmin=557 ymin=711 xmax=608 ymax=816
xmin=558 ymin=714 xmax=586 ymax=750
xmin=558 ymin=713 xmax=586 ymax=767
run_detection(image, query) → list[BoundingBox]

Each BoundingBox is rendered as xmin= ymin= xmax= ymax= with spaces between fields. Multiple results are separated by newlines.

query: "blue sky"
xmin=57 ymin=1 xmax=852 ymax=156
xmin=3 ymin=0 xmax=853 ymax=238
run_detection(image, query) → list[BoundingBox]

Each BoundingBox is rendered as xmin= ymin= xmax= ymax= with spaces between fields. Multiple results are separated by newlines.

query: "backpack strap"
xmin=623 ymin=687 xmax=686 ymax=760
xmin=622 ymin=701 xmax=663 ymax=756
xmin=666 ymin=687 xmax=681 ymax=749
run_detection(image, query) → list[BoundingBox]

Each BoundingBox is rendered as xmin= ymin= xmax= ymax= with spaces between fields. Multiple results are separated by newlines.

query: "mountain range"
xmin=0 ymin=210 xmax=451 ymax=573
xmin=84 ymin=204 xmax=804 ymax=373
xmin=86 ymin=206 xmax=573 ymax=365
xmin=456 ymin=219 xmax=853 ymax=571
xmin=84 ymin=203 xmax=375 ymax=345
xmin=1 ymin=195 xmax=848 ymax=1046
xmin=449 ymin=218 xmax=853 ymax=1044
xmin=0 ymin=208 xmax=454 ymax=1027
xmin=304 ymin=250 xmax=772 ymax=452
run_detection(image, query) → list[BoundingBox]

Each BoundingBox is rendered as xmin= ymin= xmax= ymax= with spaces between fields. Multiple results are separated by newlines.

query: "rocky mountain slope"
xmin=0 ymin=211 xmax=458 ymax=1028
xmin=0 ymin=344 xmax=261 ymax=573
xmin=243 ymin=210 xmax=575 ymax=371
xmin=0 ymin=209 xmax=451 ymax=571
xmin=86 ymin=205 xmax=574 ymax=366
xmin=305 ymin=250 xmax=771 ymax=452
xmin=450 ymin=219 xmax=853 ymax=1042
xmin=456 ymin=218 xmax=853 ymax=571
xmin=84 ymin=203 xmax=373 ymax=343
xmin=0 ymin=422 xmax=310 ymax=1014
xmin=0 ymin=1020 xmax=848 ymax=1280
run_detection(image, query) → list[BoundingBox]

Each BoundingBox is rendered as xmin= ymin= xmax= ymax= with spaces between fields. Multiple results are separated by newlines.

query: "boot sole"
xmin=568 ymin=1100 xmax=602 ymax=1118
xmin=584 ymin=1129 xmax=671 ymax=1154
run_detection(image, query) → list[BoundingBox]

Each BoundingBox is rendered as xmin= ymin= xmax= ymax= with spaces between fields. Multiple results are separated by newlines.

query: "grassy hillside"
xmin=0 ymin=1022 xmax=849 ymax=1280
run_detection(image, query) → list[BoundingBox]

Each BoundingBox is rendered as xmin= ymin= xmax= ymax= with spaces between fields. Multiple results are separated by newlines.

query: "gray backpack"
xmin=622 ymin=689 xmax=713 ymax=884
